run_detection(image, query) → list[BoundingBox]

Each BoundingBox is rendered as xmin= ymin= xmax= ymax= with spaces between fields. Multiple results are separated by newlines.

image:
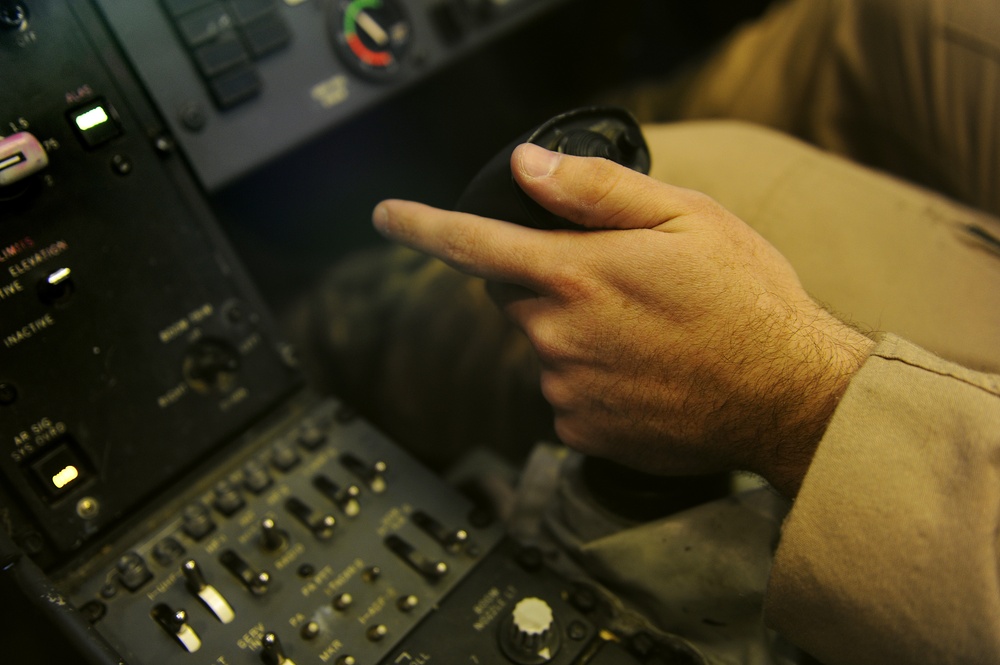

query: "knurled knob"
xmin=499 ymin=597 xmax=561 ymax=664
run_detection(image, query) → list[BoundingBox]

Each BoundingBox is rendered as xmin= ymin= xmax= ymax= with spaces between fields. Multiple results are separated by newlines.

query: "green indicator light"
xmin=75 ymin=107 xmax=110 ymax=132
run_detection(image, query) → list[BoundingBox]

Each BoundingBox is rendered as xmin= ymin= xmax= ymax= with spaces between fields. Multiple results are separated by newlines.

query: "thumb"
xmin=512 ymin=143 xmax=702 ymax=231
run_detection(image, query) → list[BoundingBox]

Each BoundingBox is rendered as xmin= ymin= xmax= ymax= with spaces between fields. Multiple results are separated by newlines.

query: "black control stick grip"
xmin=455 ymin=107 xmax=650 ymax=230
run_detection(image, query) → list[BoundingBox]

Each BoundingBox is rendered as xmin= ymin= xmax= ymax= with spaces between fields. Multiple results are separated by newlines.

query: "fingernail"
xmin=519 ymin=143 xmax=560 ymax=179
xmin=372 ymin=202 xmax=390 ymax=235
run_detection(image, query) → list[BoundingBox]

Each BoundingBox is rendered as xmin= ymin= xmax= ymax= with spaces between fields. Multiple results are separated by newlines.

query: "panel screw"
xmin=77 ymin=497 xmax=100 ymax=519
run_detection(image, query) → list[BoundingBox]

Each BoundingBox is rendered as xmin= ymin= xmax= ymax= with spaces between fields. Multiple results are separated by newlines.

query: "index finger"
xmin=372 ymin=199 xmax=564 ymax=291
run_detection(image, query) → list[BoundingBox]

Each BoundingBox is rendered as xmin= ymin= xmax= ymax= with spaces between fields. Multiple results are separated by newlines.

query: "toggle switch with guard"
xmin=0 ymin=132 xmax=48 ymax=187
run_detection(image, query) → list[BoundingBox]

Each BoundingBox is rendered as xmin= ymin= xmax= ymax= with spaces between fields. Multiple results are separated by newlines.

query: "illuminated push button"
xmin=29 ymin=440 xmax=90 ymax=500
xmin=0 ymin=132 xmax=48 ymax=187
xmin=67 ymin=99 xmax=122 ymax=148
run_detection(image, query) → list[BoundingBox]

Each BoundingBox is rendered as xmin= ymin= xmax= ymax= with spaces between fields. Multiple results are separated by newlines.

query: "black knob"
xmin=182 ymin=339 xmax=240 ymax=394
xmin=499 ymin=597 xmax=562 ymax=665
xmin=556 ymin=129 xmax=622 ymax=162
xmin=0 ymin=2 xmax=27 ymax=30
xmin=115 ymin=552 xmax=153 ymax=592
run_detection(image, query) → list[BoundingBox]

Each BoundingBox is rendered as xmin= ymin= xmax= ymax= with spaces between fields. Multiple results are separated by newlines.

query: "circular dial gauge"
xmin=331 ymin=0 xmax=412 ymax=81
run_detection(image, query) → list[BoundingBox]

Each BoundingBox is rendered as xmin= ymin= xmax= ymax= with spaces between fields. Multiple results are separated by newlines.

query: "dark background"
xmin=212 ymin=0 xmax=774 ymax=315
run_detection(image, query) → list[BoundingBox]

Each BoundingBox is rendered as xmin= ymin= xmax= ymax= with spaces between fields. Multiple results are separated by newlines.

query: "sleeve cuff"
xmin=764 ymin=333 xmax=1000 ymax=664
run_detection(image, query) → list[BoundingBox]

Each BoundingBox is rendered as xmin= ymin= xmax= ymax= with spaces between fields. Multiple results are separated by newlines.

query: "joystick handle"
xmin=455 ymin=107 xmax=650 ymax=230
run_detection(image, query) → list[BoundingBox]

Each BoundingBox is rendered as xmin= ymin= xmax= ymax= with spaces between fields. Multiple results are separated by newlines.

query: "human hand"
xmin=373 ymin=143 xmax=874 ymax=496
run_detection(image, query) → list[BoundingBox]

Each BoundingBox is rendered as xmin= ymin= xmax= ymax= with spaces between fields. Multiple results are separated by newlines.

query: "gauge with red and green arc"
xmin=332 ymin=0 xmax=412 ymax=80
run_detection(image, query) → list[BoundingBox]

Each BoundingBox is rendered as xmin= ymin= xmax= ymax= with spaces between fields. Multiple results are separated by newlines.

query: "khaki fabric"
xmin=766 ymin=334 xmax=1000 ymax=664
xmin=627 ymin=0 xmax=1000 ymax=661
xmin=671 ymin=0 xmax=1000 ymax=219
xmin=642 ymin=120 xmax=1000 ymax=374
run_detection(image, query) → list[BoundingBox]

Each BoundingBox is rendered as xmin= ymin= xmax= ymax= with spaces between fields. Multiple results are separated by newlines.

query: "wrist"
xmin=752 ymin=309 xmax=876 ymax=497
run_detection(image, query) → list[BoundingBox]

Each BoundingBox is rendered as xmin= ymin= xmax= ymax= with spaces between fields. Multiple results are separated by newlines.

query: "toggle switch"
xmin=259 ymin=517 xmax=289 ymax=552
xmin=219 ymin=549 xmax=270 ymax=595
xmin=285 ymin=497 xmax=336 ymax=540
xmin=366 ymin=624 xmax=388 ymax=642
xmin=182 ymin=559 xmax=236 ymax=624
xmin=340 ymin=453 xmax=387 ymax=493
xmin=300 ymin=621 xmax=321 ymax=640
xmin=0 ymin=132 xmax=48 ymax=187
xmin=260 ymin=631 xmax=296 ymax=665
xmin=313 ymin=474 xmax=361 ymax=517
xmin=37 ymin=267 xmax=74 ymax=306
xmin=412 ymin=510 xmax=469 ymax=552
xmin=151 ymin=603 xmax=202 ymax=653
xmin=396 ymin=594 xmax=419 ymax=613
xmin=385 ymin=535 xmax=448 ymax=581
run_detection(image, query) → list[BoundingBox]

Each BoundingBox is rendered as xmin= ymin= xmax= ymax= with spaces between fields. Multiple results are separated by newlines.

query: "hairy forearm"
xmin=746 ymin=307 xmax=876 ymax=496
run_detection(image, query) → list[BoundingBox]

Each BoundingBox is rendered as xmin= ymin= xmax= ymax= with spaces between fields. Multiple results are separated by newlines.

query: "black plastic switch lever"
xmin=412 ymin=510 xmax=469 ymax=552
xmin=261 ymin=631 xmax=295 ymax=665
xmin=340 ymin=453 xmax=387 ymax=493
xmin=259 ymin=517 xmax=289 ymax=552
xmin=182 ymin=559 xmax=236 ymax=623
xmin=313 ymin=474 xmax=361 ymax=517
xmin=219 ymin=549 xmax=270 ymax=595
xmin=385 ymin=534 xmax=448 ymax=581
xmin=285 ymin=497 xmax=336 ymax=540
xmin=151 ymin=603 xmax=202 ymax=653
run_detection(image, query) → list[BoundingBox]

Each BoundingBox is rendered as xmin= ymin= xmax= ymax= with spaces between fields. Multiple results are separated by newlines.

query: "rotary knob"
xmin=499 ymin=597 xmax=561 ymax=664
xmin=0 ymin=2 xmax=27 ymax=31
xmin=182 ymin=338 xmax=240 ymax=394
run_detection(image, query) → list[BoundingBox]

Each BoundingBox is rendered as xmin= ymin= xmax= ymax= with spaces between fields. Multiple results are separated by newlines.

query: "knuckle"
xmin=439 ymin=224 xmax=482 ymax=271
xmin=538 ymin=370 xmax=572 ymax=410
xmin=527 ymin=320 xmax=573 ymax=365
xmin=580 ymin=161 xmax=626 ymax=211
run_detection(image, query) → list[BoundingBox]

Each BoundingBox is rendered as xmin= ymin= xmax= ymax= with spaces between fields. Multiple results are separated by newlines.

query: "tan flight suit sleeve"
xmin=765 ymin=333 xmax=1000 ymax=664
